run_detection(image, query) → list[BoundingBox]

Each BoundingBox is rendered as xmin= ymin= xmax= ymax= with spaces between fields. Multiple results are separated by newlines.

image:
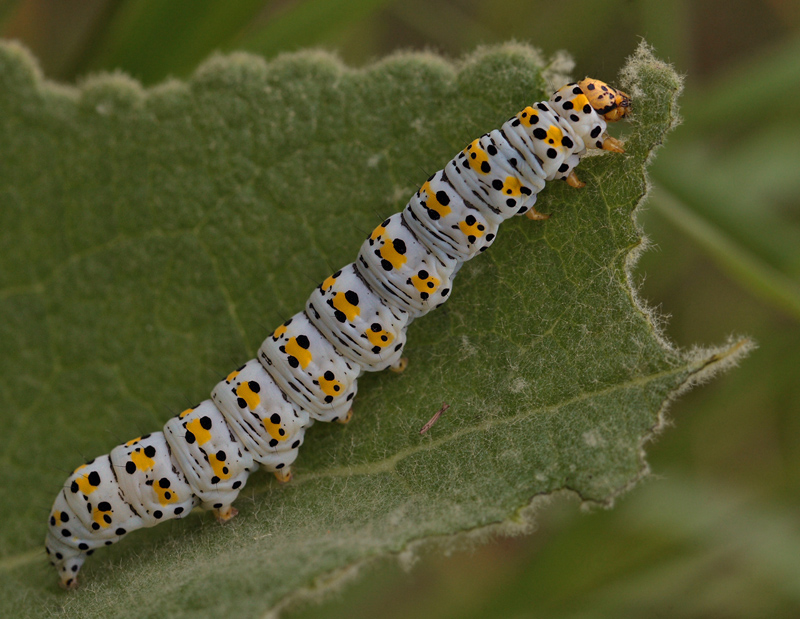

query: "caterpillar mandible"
xmin=46 ymin=77 xmax=631 ymax=589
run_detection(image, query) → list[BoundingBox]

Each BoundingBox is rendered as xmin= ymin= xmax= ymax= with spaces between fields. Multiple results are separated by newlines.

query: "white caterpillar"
xmin=46 ymin=78 xmax=631 ymax=589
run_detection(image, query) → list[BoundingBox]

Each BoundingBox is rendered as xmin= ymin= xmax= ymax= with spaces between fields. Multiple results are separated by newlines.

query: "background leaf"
xmin=0 ymin=40 xmax=744 ymax=617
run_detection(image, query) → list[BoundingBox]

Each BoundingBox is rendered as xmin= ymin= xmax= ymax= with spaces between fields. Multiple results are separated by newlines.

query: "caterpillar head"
xmin=577 ymin=78 xmax=631 ymax=122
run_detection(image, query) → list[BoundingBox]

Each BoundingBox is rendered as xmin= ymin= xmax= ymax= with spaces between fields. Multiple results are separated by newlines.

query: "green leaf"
xmin=0 ymin=41 xmax=747 ymax=617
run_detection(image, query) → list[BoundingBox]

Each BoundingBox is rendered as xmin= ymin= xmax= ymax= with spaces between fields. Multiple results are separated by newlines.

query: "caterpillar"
xmin=46 ymin=78 xmax=631 ymax=589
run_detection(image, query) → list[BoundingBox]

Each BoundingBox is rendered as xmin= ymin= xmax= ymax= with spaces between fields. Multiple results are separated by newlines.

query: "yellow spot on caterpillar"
xmin=572 ymin=93 xmax=590 ymax=112
xmin=321 ymin=273 xmax=337 ymax=291
xmin=458 ymin=219 xmax=485 ymax=239
xmin=179 ymin=408 xmax=194 ymax=419
xmin=379 ymin=238 xmax=407 ymax=270
xmin=500 ymin=176 xmax=523 ymax=196
xmin=516 ymin=106 xmax=539 ymax=127
xmin=366 ymin=327 xmax=394 ymax=349
xmin=285 ymin=337 xmax=312 ymax=369
xmin=273 ymin=324 xmax=287 ymax=339
xmin=225 ymin=369 xmax=240 ymax=383
xmin=125 ymin=437 xmax=141 ymax=447
xmin=208 ymin=452 xmax=231 ymax=481
xmin=236 ymin=381 xmax=261 ymax=410
xmin=72 ymin=466 xmax=99 ymax=495
xmin=186 ymin=417 xmax=212 ymax=445
xmin=332 ymin=291 xmax=360 ymax=322
xmin=318 ymin=374 xmax=343 ymax=397
xmin=154 ymin=481 xmax=179 ymax=506
xmin=262 ymin=415 xmax=287 ymax=442
xmin=130 ymin=447 xmax=156 ymax=472
xmin=370 ymin=223 xmax=387 ymax=241
xmin=92 ymin=506 xmax=111 ymax=529
xmin=545 ymin=124 xmax=563 ymax=146
xmin=420 ymin=181 xmax=451 ymax=218
xmin=464 ymin=139 xmax=490 ymax=175
xmin=410 ymin=272 xmax=440 ymax=294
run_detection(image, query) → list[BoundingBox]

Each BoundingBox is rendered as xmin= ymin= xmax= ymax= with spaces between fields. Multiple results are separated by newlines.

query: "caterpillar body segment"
xmin=47 ymin=78 xmax=631 ymax=589
xmin=210 ymin=359 xmax=310 ymax=472
xmin=306 ymin=263 xmax=412 ymax=371
xmin=163 ymin=400 xmax=255 ymax=515
xmin=259 ymin=312 xmax=361 ymax=423
xmin=404 ymin=169 xmax=501 ymax=263
xmin=357 ymin=212 xmax=459 ymax=317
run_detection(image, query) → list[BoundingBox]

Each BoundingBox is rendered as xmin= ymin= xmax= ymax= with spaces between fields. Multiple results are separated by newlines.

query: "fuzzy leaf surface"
xmin=0 ymin=41 xmax=743 ymax=617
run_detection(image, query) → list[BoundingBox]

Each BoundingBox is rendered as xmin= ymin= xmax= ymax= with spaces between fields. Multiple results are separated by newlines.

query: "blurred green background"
xmin=2 ymin=0 xmax=799 ymax=616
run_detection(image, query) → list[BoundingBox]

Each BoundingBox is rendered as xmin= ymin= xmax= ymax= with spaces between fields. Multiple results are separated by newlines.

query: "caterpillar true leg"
xmin=47 ymin=76 xmax=631 ymax=589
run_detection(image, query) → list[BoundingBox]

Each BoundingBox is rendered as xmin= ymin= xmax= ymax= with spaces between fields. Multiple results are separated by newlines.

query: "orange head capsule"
xmin=577 ymin=78 xmax=631 ymax=122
